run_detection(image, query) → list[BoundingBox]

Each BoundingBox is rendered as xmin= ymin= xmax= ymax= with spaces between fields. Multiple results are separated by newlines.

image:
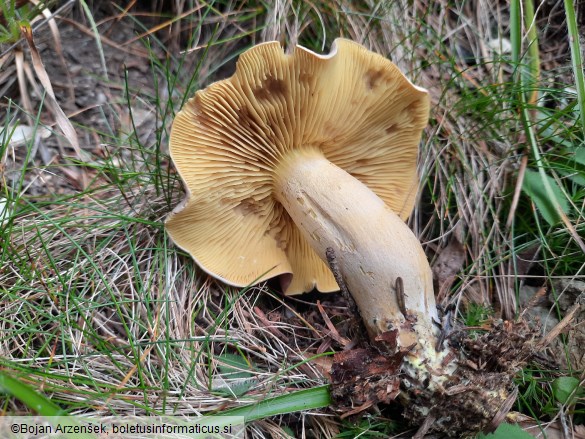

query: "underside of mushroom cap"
xmin=166 ymin=38 xmax=430 ymax=294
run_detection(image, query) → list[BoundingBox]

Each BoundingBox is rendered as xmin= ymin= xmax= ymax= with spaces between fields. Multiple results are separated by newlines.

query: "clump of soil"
xmin=330 ymin=318 xmax=541 ymax=437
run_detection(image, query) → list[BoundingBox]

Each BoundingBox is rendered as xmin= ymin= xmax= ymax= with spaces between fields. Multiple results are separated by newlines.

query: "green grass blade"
xmin=523 ymin=0 xmax=540 ymax=104
xmin=78 ymin=0 xmax=108 ymax=81
xmin=510 ymin=0 xmax=521 ymax=67
xmin=218 ymin=385 xmax=331 ymax=422
xmin=522 ymin=169 xmax=569 ymax=225
xmin=511 ymin=0 xmax=585 ymax=252
xmin=564 ymin=0 xmax=585 ymax=139
xmin=0 ymin=371 xmax=65 ymax=416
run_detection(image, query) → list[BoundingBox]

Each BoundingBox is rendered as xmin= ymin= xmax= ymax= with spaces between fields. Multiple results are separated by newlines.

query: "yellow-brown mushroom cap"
xmin=166 ymin=38 xmax=430 ymax=294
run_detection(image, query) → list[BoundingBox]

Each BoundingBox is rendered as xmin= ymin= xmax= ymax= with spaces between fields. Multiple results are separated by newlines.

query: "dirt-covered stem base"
xmin=331 ymin=319 xmax=539 ymax=436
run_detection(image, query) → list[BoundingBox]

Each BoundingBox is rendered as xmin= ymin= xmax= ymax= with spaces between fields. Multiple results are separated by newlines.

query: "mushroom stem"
xmin=275 ymin=149 xmax=454 ymax=387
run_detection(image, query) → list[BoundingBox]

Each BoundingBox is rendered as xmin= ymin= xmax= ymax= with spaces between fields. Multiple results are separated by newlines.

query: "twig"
xmin=485 ymin=387 xmax=518 ymax=433
xmin=413 ymin=413 xmax=436 ymax=439
xmin=316 ymin=300 xmax=350 ymax=347
xmin=538 ymin=293 xmax=584 ymax=350
xmin=558 ymin=403 xmax=570 ymax=439
xmin=253 ymin=307 xmax=286 ymax=339
xmin=519 ymin=285 xmax=548 ymax=318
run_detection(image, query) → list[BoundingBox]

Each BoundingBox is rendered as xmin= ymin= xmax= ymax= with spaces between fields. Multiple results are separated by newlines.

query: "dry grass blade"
xmin=58 ymin=17 xmax=150 ymax=58
xmin=13 ymin=48 xmax=33 ymax=124
xmin=19 ymin=23 xmax=80 ymax=157
xmin=506 ymin=154 xmax=528 ymax=230
xmin=29 ymin=0 xmax=75 ymax=104
xmin=122 ymin=4 xmax=207 ymax=47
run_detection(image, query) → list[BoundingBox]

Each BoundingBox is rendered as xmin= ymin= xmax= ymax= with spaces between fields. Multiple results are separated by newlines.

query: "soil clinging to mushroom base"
xmin=330 ymin=318 xmax=540 ymax=437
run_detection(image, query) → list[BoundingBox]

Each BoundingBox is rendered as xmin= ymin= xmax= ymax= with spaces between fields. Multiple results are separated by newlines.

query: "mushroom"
xmin=166 ymin=39 xmax=512 ymax=434
xmin=167 ymin=37 xmax=439 ymax=346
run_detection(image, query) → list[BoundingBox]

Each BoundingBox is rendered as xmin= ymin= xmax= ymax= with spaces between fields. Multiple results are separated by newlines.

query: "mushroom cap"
xmin=166 ymin=38 xmax=430 ymax=294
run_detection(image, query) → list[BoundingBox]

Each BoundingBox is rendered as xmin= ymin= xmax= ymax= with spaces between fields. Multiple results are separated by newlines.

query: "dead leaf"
xmin=29 ymin=0 xmax=76 ymax=104
xmin=432 ymin=237 xmax=466 ymax=300
xmin=20 ymin=23 xmax=82 ymax=158
xmin=2 ymin=124 xmax=51 ymax=147
xmin=515 ymin=245 xmax=540 ymax=277
xmin=311 ymin=356 xmax=333 ymax=379
xmin=14 ymin=48 xmax=33 ymax=124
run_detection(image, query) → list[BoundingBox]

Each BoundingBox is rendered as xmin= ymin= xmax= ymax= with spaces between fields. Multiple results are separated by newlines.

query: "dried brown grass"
xmin=1 ymin=1 xmax=581 ymax=437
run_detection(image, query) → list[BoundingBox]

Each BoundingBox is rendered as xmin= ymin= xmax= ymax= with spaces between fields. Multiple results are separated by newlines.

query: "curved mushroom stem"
xmin=274 ymin=149 xmax=456 ymax=389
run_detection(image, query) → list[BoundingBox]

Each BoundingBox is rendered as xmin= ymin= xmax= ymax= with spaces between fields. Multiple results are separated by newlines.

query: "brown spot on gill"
xmin=322 ymin=121 xmax=338 ymax=138
xmin=235 ymin=106 xmax=266 ymax=137
xmin=364 ymin=68 xmax=384 ymax=90
xmin=235 ymin=106 xmax=251 ymax=125
xmin=405 ymin=100 xmax=419 ymax=113
xmin=254 ymin=76 xmax=288 ymax=100
xmin=266 ymin=205 xmax=289 ymax=250
xmin=234 ymin=197 xmax=264 ymax=216
xmin=298 ymin=71 xmax=312 ymax=84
